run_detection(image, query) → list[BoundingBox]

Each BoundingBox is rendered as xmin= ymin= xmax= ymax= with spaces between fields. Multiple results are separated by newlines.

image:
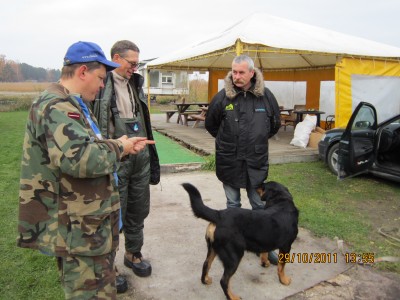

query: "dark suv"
xmin=318 ymin=102 xmax=400 ymax=183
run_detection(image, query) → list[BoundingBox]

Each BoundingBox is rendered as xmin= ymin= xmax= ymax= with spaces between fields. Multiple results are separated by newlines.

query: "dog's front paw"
xmin=279 ymin=275 xmax=291 ymax=285
xmin=261 ymin=260 xmax=270 ymax=268
xmin=228 ymin=293 xmax=242 ymax=300
xmin=260 ymin=253 xmax=270 ymax=268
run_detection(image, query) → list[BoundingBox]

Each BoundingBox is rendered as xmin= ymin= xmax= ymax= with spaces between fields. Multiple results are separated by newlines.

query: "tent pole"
xmin=146 ymin=69 xmax=151 ymax=108
xmin=235 ymin=39 xmax=243 ymax=56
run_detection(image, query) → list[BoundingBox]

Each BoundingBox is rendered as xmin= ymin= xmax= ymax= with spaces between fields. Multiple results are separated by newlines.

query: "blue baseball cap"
xmin=63 ymin=41 xmax=120 ymax=71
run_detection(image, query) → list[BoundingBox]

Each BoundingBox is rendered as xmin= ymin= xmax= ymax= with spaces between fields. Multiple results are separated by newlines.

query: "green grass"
xmin=0 ymin=111 xmax=64 ymax=299
xmin=149 ymin=103 xmax=175 ymax=114
xmin=268 ymin=162 xmax=400 ymax=272
xmin=1 ymin=111 xmax=399 ymax=299
xmin=268 ymin=163 xmax=370 ymax=241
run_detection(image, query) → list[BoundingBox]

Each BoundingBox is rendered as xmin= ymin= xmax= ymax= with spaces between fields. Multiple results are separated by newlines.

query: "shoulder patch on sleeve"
xmin=68 ymin=112 xmax=80 ymax=119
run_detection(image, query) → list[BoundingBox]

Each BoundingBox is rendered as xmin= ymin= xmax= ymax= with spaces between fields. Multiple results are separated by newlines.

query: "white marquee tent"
xmin=147 ymin=13 xmax=400 ymax=127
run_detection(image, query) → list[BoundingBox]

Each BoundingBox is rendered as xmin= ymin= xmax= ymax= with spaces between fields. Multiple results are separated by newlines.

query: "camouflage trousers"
xmin=57 ymin=251 xmax=116 ymax=300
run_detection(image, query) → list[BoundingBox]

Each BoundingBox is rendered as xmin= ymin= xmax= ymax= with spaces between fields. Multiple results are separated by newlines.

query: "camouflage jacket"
xmin=18 ymin=83 xmax=124 ymax=257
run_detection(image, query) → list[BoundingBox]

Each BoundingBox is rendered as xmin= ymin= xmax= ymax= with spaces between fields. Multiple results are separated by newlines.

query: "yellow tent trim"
xmin=235 ymin=39 xmax=243 ymax=56
xmin=148 ymin=39 xmax=400 ymax=71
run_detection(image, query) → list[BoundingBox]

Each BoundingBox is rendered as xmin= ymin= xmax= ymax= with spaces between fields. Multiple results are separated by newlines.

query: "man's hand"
xmin=128 ymin=136 xmax=156 ymax=155
xmin=118 ymin=135 xmax=156 ymax=156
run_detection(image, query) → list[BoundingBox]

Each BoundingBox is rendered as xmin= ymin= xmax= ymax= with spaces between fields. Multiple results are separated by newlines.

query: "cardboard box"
xmin=308 ymin=127 xmax=326 ymax=148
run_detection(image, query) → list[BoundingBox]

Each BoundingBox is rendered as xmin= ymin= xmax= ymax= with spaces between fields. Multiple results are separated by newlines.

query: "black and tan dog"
xmin=182 ymin=181 xmax=299 ymax=300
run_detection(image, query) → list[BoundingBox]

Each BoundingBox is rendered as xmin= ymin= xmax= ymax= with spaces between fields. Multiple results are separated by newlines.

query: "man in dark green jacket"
xmin=93 ymin=40 xmax=160 ymax=278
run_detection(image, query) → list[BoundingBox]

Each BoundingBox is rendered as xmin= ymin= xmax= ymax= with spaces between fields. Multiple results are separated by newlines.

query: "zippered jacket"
xmin=18 ymin=83 xmax=123 ymax=257
xmin=205 ymin=68 xmax=281 ymax=188
xmin=93 ymin=72 xmax=160 ymax=185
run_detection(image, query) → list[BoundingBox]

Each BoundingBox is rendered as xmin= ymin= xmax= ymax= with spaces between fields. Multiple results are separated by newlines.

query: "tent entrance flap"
xmin=336 ymin=58 xmax=400 ymax=128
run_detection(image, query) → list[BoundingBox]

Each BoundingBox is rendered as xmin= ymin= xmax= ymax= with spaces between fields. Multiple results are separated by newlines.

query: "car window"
xmin=390 ymin=119 xmax=400 ymax=125
xmin=352 ymin=106 xmax=375 ymax=129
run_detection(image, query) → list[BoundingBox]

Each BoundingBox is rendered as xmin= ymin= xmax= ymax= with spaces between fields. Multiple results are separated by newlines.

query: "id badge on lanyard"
xmin=130 ymin=121 xmax=140 ymax=132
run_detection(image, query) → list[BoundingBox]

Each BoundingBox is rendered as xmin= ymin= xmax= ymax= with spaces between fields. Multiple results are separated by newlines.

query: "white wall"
xmin=319 ymin=81 xmax=335 ymax=119
xmin=351 ymin=75 xmax=400 ymax=122
xmin=264 ymin=81 xmax=306 ymax=108
xmin=217 ymin=79 xmax=307 ymax=109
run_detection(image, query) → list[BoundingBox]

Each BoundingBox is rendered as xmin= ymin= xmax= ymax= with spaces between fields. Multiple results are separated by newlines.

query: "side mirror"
xmin=354 ymin=121 xmax=371 ymax=128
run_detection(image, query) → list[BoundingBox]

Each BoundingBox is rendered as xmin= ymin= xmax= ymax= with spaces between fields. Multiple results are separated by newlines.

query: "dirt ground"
xmin=116 ymin=172 xmax=400 ymax=300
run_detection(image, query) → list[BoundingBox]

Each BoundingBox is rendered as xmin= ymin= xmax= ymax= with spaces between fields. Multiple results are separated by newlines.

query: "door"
xmin=338 ymin=102 xmax=377 ymax=179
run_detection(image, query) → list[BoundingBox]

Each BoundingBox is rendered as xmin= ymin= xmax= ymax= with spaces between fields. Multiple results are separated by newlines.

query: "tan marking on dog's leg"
xmin=227 ymin=282 xmax=241 ymax=300
xmin=256 ymin=186 xmax=265 ymax=198
xmin=222 ymin=271 xmax=241 ymax=300
xmin=206 ymin=223 xmax=216 ymax=242
xmin=260 ymin=252 xmax=270 ymax=268
xmin=203 ymin=248 xmax=216 ymax=285
xmin=277 ymin=262 xmax=291 ymax=285
xmin=202 ymin=223 xmax=217 ymax=285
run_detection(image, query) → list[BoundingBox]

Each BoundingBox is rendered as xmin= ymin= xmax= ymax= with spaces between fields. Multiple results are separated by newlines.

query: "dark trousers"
xmin=118 ymin=149 xmax=150 ymax=254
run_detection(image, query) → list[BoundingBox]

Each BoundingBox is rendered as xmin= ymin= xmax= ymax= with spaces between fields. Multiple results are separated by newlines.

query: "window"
xmin=162 ymin=73 xmax=173 ymax=84
xmin=353 ymin=106 xmax=375 ymax=130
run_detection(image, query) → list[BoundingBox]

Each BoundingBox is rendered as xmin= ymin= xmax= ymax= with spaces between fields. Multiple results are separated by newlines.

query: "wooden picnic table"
xmin=174 ymin=102 xmax=209 ymax=125
xmin=294 ymin=110 xmax=325 ymax=127
xmin=279 ymin=108 xmax=293 ymax=116
xmin=162 ymin=110 xmax=178 ymax=123
xmin=191 ymin=106 xmax=208 ymax=128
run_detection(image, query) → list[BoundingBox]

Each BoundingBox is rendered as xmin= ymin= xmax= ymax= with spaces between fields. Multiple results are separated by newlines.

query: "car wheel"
xmin=327 ymin=143 xmax=339 ymax=175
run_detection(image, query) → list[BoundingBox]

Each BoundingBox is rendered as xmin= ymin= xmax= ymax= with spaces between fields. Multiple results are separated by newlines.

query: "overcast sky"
xmin=1 ymin=0 xmax=399 ymax=69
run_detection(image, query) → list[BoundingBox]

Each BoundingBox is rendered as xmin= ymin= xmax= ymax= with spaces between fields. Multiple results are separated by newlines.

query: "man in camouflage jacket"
xmin=17 ymin=41 xmax=153 ymax=300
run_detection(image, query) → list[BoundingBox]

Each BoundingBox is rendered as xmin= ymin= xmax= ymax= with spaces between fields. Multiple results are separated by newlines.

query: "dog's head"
xmin=256 ymin=181 xmax=294 ymax=208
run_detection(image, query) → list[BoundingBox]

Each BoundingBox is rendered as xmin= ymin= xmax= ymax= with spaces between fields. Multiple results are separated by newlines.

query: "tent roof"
xmin=147 ymin=13 xmax=400 ymax=71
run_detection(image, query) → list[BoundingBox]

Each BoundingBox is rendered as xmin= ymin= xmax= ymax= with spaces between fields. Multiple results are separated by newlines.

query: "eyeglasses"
xmin=120 ymin=56 xmax=139 ymax=69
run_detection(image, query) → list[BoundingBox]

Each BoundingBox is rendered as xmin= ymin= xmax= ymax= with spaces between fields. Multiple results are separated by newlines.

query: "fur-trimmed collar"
xmin=224 ymin=68 xmax=264 ymax=99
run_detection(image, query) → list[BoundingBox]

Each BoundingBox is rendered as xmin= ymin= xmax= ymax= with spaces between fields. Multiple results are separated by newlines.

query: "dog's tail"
xmin=182 ymin=183 xmax=220 ymax=223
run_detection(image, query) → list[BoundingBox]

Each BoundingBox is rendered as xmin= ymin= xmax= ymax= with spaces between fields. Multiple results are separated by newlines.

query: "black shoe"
xmin=268 ymin=251 xmax=278 ymax=265
xmin=124 ymin=252 xmax=152 ymax=277
xmin=116 ymin=274 xmax=128 ymax=294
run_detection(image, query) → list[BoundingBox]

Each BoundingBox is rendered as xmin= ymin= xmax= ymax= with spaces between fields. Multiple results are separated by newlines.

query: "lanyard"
xmin=75 ymin=96 xmax=119 ymax=188
xmin=75 ymin=96 xmax=102 ymax=140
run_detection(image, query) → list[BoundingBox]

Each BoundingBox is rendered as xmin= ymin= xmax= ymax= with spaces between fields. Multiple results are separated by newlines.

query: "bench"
xmin=189 ymin=107 xmax=208 ymax=128
xmin=161 ymin=110 xmax=178 ymax=122
xmin=190 ymin=114 xmax=206 ymax=128
xmin=180 ymin=110 xmax=202 ymax=126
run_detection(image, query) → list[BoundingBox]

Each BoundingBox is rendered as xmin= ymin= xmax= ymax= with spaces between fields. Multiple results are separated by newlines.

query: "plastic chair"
xmin=281 ymin=104 xmax=306 ymax=130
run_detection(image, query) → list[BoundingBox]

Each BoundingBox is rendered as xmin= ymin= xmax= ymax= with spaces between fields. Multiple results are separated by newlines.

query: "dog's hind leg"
xmin=201 ymin=242 xmax=216 ymax=285
xmin=277 ymin=250 xmax=291 ymax=285
xmin=220 ymin=265 xmax=241 ymax=300
xmin=201 ymin=223 xmax=217 ymax=285
xmin=219 ymin=249 xmax=243 ymax=300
